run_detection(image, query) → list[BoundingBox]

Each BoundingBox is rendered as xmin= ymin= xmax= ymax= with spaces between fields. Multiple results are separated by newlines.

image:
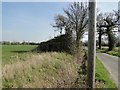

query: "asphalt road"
xmin=96 ymin=52 xmax=119 ymax=87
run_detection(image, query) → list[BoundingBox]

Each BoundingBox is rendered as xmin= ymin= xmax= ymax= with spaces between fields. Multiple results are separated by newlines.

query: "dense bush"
xmin=36 ymin=34 xmax=72 ymax=53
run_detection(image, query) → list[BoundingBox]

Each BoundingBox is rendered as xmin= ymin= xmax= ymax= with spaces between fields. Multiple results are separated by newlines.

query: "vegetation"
xmin=97 ymin=47 xmax=120 ymax=57
xmin=2 ymin=45 xmax=116 ymax=88
xmin=107 ymin=51 xmax=120 ymax=57
xmin=95 ymin=57 xmax=116 ymax=88
xmin=36 ymin=34 xmax=71 ymax=53
xmin=53 ymin=2 xmax=88 ymax=54
xmin=2 ymin=1 xmax=118 ymax=89
xmin=97 ymin=11 xmax=119 ymax=51
xmin=2 ymin=52 xmax=78 ymax=88
xmin=2 ymin=45 xmax=37 ymax=65
xmin=1 ymin=41 xmax=40 ymax=45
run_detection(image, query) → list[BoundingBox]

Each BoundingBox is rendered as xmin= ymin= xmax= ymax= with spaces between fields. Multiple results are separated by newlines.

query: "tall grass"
xmin=2 ymin=51 xmax=116 ymax=88
xmin=2 ymin=52 xmax=78 ymax=88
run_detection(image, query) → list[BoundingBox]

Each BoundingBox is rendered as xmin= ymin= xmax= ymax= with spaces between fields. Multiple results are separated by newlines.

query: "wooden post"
xmin=87 ymin=0 xmax=96 ymax=88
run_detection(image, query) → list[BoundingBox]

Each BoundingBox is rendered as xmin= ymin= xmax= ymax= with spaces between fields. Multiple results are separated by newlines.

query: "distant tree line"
xmin=0 ymin=41 xmax=40 ymax=45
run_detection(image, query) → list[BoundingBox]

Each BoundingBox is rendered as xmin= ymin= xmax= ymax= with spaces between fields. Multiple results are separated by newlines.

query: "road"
xmin=96 ymin=52 xmax=119 ymax=87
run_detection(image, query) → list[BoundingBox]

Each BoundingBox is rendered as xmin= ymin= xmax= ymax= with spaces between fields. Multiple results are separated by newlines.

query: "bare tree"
xmin=53 ymin=15 xmax=66 ymax=35
xmin=97 ymin=13 xmax=106 ymax=49
xmin=64 ymin=2 xmax=88 ymax=50
xmin=103 ymin=11 xmax=119 ymax=51
xmin=97 ymin=11 xmax=120 ymax=51
xmin=53 ymin=2 xmax=88 ymax=53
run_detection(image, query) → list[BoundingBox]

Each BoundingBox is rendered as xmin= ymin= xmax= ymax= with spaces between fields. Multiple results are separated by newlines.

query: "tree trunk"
xmin=98 ymin=29 xmax=102 ymax=49
xmin=107 ymin=30 xmax=115 ymax=51
xmin=65 ymin=29 xmax=73 ymax=53
xmin=76 ymin=32 xmax=81 ymax=51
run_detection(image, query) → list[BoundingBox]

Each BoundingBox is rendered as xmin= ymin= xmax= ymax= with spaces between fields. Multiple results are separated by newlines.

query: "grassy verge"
xmin=2 ymin=52 xmax=116 ymax=88
xmin=107 ymin=51 xmax=120 ymax=57
xmin=95 ymin=57 xmax=117 ymax=88
xmin=2 ymin=45 xmax=116 ymax=88
xmin=97 ymin=47 xmax=120 ymax=57
xmin=2 ymin=52 xmax=78 ymax=88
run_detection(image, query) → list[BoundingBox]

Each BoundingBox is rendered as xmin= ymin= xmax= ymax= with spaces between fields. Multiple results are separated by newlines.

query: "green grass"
xmin=2 ymin=45 xmax=37 ymax=64
xmin=107 ymin=51 xmax=120 ymax=57
xmin=95 ymin=57 xmax=117 ymax=88
xmin=97 ymin=47 xmax=120 ymax=57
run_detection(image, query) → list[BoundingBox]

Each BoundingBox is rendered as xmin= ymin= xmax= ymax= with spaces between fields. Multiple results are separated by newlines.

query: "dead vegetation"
xmin=2 ymin=51 xmax=114 ymax=88
xmin=2 ymin=52 xmax=79 ymax=88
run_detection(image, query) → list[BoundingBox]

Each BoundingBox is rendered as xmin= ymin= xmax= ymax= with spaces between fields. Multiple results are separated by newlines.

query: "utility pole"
xmin=87 ymin=0 xmax=96 ymax=88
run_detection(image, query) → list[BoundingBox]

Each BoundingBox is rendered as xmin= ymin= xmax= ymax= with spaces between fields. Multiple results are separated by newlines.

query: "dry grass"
xmin=2 ymin=52 xmax=79 ymax=88
xmin=2 ymin=51 xmax=116 ymax=88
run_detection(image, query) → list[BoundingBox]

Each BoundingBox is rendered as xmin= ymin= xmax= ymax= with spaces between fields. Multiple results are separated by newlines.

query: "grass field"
xmin=2 ymin=45 xmax=37 ymax=64
xmin=2 ymin=45 xmax=116 ymax=88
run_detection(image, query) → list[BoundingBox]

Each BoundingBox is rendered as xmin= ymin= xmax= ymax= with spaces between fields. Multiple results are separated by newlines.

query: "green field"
xmin=2 ymin=45 xmax=116 ymax=88
xmin=2 ymin=45 xmax=37 ymax=64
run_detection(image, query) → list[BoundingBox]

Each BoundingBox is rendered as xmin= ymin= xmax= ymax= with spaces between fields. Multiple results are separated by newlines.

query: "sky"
xmin=2 ymin=2 xmax=118 ymax=43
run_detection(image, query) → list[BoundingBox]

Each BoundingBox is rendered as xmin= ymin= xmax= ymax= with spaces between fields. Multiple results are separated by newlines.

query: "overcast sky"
xmin=2 ymin=2 xmax=118 ymax=42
